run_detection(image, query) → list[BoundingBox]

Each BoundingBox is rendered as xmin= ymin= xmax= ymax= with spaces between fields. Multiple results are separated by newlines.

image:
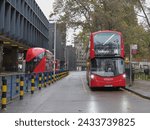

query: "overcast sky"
xmin=35 ymin=0 xmax=54 ymax=19
xmin=35 ymin=0 xmax=150 ymax=20
xmin=35 ymin=0 xmax=74 ymax=45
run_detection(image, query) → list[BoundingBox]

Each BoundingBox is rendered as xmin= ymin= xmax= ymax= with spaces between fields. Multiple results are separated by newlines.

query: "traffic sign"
xmin=131 ymin=44 xmax=138 ymax=55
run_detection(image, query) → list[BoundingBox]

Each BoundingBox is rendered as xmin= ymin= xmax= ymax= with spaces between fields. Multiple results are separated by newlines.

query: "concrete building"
xmin=66 ymin=45 xmax=76 ymax=71
xmin=75 ymin=43 xmax=86 ymax=71
xmin=49 ymin=23 xmax=66 ymax=69
xmin=0 ymin=0 xmax=49 ymax=72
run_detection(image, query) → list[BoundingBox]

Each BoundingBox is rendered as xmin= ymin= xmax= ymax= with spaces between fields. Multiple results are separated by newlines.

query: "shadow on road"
xmin=90 ymin=87 xmax=123 ymax=92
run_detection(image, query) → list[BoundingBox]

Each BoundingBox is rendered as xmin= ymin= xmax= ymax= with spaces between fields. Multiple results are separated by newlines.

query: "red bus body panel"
xmin=26 ymin=47 xmax=53 ymax=73
xmin=88 ymin=30 xmax=126 ymax=88
xmin=90 ymin=34 xmax=95 ymax=59
xmin=90 ymin=74 xmax=126 ymax=88
xmin=26 ymin=48 xmax=45 ymax=62
xmin=33 ymin=57 xmax=46 ymax=73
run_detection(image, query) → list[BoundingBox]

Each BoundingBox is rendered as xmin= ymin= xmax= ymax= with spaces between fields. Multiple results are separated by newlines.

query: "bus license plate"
xmin=104 ymin=85 xmax=113 ymax=87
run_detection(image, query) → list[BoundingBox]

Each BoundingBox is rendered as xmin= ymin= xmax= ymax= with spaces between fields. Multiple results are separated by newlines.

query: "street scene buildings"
xmin=0 ymin=0 xmax=49 ymax=72
xmin=0 ymin=0 xmax=150 ymax=115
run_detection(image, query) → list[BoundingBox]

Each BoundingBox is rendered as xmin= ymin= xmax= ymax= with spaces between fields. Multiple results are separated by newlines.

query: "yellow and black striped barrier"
xmin=57 ymin=74 xmax=59 ymax=80
xmin=44 ymin=73 xmax=47 ymax=87
xmin=20 ymin=76 xmax=24 ymax=100
xmin=16 ymin=75 xmax=19 ymax=94
xmin=53 ymin=74 xmax=56 ymax=82
xmin=38 ymin=73 xmax=42 ymax=90
xmin=58 ymin=73 xmax=60 ymax=80
xmin=41 ymin=73 xmax=44 ymax=87
xmin=57 ymin=73 xmax=59 ymax=80
xmin=31 ymin=75 xmax=35 ymax=94
xmin=55 ymin=74 xmax=57 ymax=81
xmin=0 ymin=71 xmax=69 ymax=109
xmin=48 ymin=73 xmax=51 ymax=85
xmin=51 ymin=74 xmax=54 ymax=83
xmin=1 ymin=77 xmax=7 ymax=110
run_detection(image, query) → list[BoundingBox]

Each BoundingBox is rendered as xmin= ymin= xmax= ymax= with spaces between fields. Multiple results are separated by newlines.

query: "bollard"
xmin=56 ymin=74 xmax=58 ymax=80
xmin=51 ymin=73 xmax=54 ymax=83
xmin=56 ymin=73 xmax=58 ymax=81
xmin=61 ymin=72 xmax=63 ymax=78
xmin=41 ymin=73 xmax=43 ymax=87
xmin=1 ymin=77 xmax=7 ymax=110
xmin=31 ymin=75 xmax=35 ymax=94
xmin=55 ymin=73 xmax=57 ymax=81
xmin=59 ymin=73 xmax=61 ymax=79
xmin=46 ymin=73 xmax=49 ymax=85
xmin=38 ymin=73 xmax=42 ymax=90
xmin=53 ymin=74 xmax=56 ymax=82
xmin=58 ymin=73 xmax=60 ymax=80
xmin=52 ymin=74 xmax=54 ymax=82
xmin=48 ymin=73 xmax=51 ymax=85
xmin=59 ymin=72 xmax=61 ymax=80
xmin=25 ymin=74 xmax=29 ymax=92
xmin=44 ymin=73 xmax=47 ymax=87
xmin=57 ymin=73 xmax=59 ymax=80
xmin=20 ymin=76 xmax=24 ymax=100
xmin=16 ymin=75 xmax=19 ymax=94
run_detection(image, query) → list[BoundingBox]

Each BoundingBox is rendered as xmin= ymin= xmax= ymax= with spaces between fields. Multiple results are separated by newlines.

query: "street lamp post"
xmin=49 ymin=20 xmax=57 ymax=76
xmin=129 ymin=44 xmax=132 ymax=86
xmin=65 ymin=45 xmax=68 ymax=70
xmin=53 ymin=21 xmax=57 ymax=75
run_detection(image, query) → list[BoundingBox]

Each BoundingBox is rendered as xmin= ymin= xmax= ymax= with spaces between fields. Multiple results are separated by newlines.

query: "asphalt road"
xmin=3 ymin=71 xmax=150 ymax=113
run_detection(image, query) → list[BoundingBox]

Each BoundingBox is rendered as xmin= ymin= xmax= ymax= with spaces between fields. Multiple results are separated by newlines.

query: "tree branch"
xmin=137 ymin=0 xmax=150 ymax=28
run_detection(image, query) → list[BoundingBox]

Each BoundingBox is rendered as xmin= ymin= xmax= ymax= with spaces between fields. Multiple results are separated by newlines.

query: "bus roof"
xmin=26 ymin=47 xmax=46 ymax=62
xmin=92 ymin=30 xmax=121 ymax=36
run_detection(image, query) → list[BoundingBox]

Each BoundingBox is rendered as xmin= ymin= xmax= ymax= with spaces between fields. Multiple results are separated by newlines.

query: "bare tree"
xmin=137 ymin=0 xmax=150 ymax=28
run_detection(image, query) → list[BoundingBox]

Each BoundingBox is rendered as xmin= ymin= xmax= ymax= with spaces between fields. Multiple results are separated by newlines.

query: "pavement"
xmin=125 ymin=80 xmax=150 ymax=100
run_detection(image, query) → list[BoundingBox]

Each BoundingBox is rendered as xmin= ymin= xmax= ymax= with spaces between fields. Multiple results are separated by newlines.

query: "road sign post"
xmin=129 ymin=44 xmax=138 ymax=86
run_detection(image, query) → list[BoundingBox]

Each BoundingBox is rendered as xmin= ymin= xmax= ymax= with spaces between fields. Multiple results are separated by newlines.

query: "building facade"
xmin=75 ymin=43 xmax=86 ymax=71
xmin=0 ymin=0 xmax=49 ymax=71
xmin=66 ymin=45 xmax=76 ymax=71
xmin=49 ymin=23 xmax=66 ymax=70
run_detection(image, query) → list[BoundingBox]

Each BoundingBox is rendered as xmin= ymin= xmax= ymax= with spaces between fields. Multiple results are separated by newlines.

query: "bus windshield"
xmin=91 ymin=58 xmax=124 ymax=77
xmin=94 ymin=32 xmax=121 ymax=56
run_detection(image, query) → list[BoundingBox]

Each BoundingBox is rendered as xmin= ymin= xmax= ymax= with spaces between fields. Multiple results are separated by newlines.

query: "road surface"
xmin=3 ymin=71 xmax=150 ymax=113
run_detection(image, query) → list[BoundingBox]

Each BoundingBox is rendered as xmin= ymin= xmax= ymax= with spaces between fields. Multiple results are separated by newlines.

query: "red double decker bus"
xmin=26 ymin=47 xmax=53 ymax=73
xmin=86 ymin=30 xmax=126 ymax=89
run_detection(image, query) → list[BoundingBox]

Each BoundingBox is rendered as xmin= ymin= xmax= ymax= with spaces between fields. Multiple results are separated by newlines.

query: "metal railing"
xmin=134 ymin=72 xmax=150 ymax=80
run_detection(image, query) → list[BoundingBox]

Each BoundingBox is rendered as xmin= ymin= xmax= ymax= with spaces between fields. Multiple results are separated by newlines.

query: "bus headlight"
xmin=123 ymin=74 xmax=126 ymax=78
xmin=91 ymin=74 xmax=95 ymax=79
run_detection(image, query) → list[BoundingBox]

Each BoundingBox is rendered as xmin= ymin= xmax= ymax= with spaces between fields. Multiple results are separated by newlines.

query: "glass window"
xmin=94 ymin=32 xmax=121 ymax=55
xmin=91 ymin=58 xmax=124 ymax=77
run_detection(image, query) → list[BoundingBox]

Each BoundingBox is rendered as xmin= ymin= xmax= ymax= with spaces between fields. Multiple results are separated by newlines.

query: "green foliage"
xmin=51 ymin=0 xmax=150 ymax=60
